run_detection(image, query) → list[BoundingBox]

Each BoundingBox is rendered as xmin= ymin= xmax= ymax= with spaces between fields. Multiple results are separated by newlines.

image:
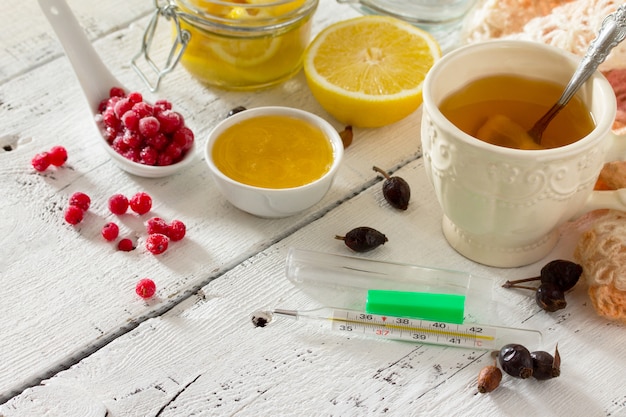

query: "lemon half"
xmin=304 ymin=16 xmax=441 ymax=128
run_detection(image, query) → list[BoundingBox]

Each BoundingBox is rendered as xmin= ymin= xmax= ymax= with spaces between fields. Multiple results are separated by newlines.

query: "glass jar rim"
xmin=174 ymin=0 xmax=318 ymax=33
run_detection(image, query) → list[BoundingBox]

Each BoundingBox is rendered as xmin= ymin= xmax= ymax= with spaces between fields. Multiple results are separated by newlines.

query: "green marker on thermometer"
xmin=252 ymin=249 xmax=542 ymax=350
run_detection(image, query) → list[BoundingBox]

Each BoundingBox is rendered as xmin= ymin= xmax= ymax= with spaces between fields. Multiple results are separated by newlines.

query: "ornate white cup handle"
xmin=578 ymin=131 xmax=626 ymax=216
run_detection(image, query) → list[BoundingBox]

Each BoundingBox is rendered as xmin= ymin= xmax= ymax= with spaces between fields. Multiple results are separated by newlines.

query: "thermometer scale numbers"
xmin=330 ymin=309 xmax=497 ymax=349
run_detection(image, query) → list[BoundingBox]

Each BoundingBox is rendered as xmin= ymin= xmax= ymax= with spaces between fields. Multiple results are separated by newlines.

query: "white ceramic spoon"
xmin=38 ymin=0 xmax=195 ymax=178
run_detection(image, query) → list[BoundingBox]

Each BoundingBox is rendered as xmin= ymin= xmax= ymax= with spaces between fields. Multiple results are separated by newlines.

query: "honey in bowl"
xmin=211 ymin=114 xmax=334 ymax=188
xmin=439 ymin=74 xmax=596 ymax=149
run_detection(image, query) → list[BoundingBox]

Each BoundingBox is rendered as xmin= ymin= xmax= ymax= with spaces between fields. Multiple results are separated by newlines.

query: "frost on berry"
xmin=48 ymin=146 xmax=68 ymax=166
xmin=146 ymin=233 xmax=169 ymax=255
xmin=146 ymin=217 xmax=169 ymax=235
xmin=117 ymin=238 xmax=135 ymax=252
xmin=129 ymin=192 xmax=152 ymax=215
xmin=108 ymin=193 xmax=129 ymax=215
xmin=136 ymin=278 xmax=156 ymax=299
xmin=69 ymin=192 xmax=91 ymax=211
xmin=32 ymin=152 xmax=50 ymax=172
xmin=168 ymin=220 xmax=186 ymax=241
xmin=101 ymin=222 xmax=119 ymax=241
xmin=64 ymin=205 xmax=84 ymax=225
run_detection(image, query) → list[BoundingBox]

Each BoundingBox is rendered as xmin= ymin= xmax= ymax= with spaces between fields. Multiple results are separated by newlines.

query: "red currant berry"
xmin=114 ymin=98 xmax=133 ymax=119
xmin=48 ymin=146 xmax=68 ymax=166
xmin=108 ymin=193 xmax=129 ymax=215
xmin=146 ymin=233 xmax=169 ymax=255
xmin=117 ymin=238 xmax=135 ymax=251
xmin=135 ymin=278 xmax=156 ymax=299
xmin=68 ymin=192 xmax=91 ymax=211
xmin=110 ymin=87 xmax=125 ymax=97
xmin=168 ymin=220 xmax=186 ymax=241
xmin=130 ymin=192 xmax=152 ymax=215
xmin=139 ymin=116 xmax=160 ymax=138
xmin=156 ymin=109 xmax=183 ymax=133
xmin=173 ymin=126 xmax=194 ymax=151
xmin=146 ymin=217 xmax=169 ymax=235
xmin=32 ymin=152 xmax=51 ymax=172
xmin=127 ymin=91 xmax=143 ymax=103
xmin=155 ymin=99 xmax=172 ymax=110
xmin=133 ymin=102 xmax=154 ymax=118
xmin=139 ymin=146 xmax=158 ymax=166
xmin=64 ymin=205 xmax=84 ymax=225
xmin=121 ymin=110 xmax=139 ymax=131
xmin=101 ymin=222 xmax=119 ymax=241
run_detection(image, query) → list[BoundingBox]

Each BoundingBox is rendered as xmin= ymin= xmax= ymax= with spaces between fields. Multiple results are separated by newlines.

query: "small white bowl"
xmin=101 ymin=138 xmax=196 ymax=178
xmin=205 ymin=106 xmax=344 ymax=218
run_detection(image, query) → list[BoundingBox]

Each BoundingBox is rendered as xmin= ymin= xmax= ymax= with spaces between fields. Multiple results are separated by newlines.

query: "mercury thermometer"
xmin=252 ymin=306 xmax=542 ymax=351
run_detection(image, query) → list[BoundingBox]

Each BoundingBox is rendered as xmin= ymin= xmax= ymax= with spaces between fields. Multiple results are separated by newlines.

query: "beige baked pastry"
xmin=574 ymin=210 xmax=626 ymax=323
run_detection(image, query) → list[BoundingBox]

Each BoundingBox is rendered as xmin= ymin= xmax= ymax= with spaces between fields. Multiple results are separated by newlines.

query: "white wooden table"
xmin=1 ymin=1 xmax=625 ymax=416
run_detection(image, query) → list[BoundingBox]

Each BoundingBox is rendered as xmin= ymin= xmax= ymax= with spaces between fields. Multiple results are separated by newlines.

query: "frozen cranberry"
xmin=164 ymin=143 xmax=183 ymax=161
xmin=114 ymin=98 xmax=133 ymax=119
xmin=139 ymin=146 xmax=158 ymax=166
xmin=69 ymin=192 xmax=91 ymax=211
xmin=168 ymin=220 xmax=186 ymax=241
xmin=157 ymin=153 xmax=173 ymax=166
xmin=129 ymin=192 xmax=152 ymax=215
xmin=156 ymin=109 xmax=183 ymax=133
xmin=146 ymin=217 xmax=169 ymax=235
xmin=173 ymin=126 xmax=194 ymax=151
xmin=31 ymin=152 xmax=50 ymax=172
xmin=117 ymin=238 xmax=135 ymax=252
xmin=102 ymin=110 xmax=120 ymax=129
xmin=122 ymin=131 xmax=142 ymax=149
xmin=136 ymin=278 xmax=156 ymax=298
xmin=64 ymin=205 xmax=84 ymax=225
xmin=123 ymin=149 xmax=140 ymax=163
xmin=146 ymin=233 xmax=169 ymax=255
xmin=155 ymin=99 xmax=172 ymax=110
xmin=127 ymin=91 xmax=143 ymax=103
xmin=101 ymin=222 xmax=119 ymax=241
xmin=133 ymin=102 xmax=154 ymax=118
xmin=111 ymin=136 xmax=129 ymax=154
xmin=108 ymin=193 xmax=129 ymax=215
xmin=146 ymin=133 xmax=169 ymax=151
xmin=121 ymin=110 xmax=139 ymax=131
xmin=48 ymin=146 xmax=68 ymax=166
xmin=110 ymin=87 xmax=125 ymax=97
xmin=139 ymin=116 xmax=160 ymax=138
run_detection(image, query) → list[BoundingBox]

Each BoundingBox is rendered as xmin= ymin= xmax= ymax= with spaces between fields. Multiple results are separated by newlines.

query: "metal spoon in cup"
xmin=37 ymin=0 xmax=195 ymax=178
xmin=478 ymin=5 xmax=626 ymax=147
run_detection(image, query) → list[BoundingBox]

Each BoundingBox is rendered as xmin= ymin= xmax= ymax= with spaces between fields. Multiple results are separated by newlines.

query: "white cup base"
xmin=441 ymin=216 xmax=560 ymax=268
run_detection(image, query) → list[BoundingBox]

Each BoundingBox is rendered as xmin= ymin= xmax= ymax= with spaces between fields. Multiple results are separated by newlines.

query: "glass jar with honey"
xmin=133 ymin=0 xmax=319 ymax=91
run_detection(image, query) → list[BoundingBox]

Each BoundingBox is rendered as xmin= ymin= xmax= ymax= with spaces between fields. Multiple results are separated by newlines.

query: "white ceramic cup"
xmin=421 ymin=40 xmax=626 ymax=268
xmin=205 ymin=106 xmax=344 ymax=218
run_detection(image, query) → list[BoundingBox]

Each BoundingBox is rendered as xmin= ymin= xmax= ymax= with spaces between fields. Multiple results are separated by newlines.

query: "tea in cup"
xmin=421 ymin=40 xmax=626 ymax=267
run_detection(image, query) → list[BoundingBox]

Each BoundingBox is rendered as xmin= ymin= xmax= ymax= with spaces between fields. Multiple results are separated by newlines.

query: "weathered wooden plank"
xmin=2 ymin=160 xmax=622 ymax=416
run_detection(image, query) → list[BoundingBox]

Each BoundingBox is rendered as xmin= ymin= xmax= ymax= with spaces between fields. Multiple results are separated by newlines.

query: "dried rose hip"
xmin=373 ymin=166 xmax=411 ymax=210
xmin=335 ymin=227 xmax=388 ymax=252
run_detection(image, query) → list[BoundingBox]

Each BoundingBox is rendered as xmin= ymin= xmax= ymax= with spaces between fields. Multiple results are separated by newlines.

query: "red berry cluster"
xmin=64 ymin=192 xmax=91 ymax=225
xmin=32 ymin=145 xmax=68 ymax=172
xmin=97 ymin=87 xmax=194 ymax=166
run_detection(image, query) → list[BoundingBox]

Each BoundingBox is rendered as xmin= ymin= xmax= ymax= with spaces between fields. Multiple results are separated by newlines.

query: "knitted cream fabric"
xmin=575 ymin=210 xmax=626 ymax=323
